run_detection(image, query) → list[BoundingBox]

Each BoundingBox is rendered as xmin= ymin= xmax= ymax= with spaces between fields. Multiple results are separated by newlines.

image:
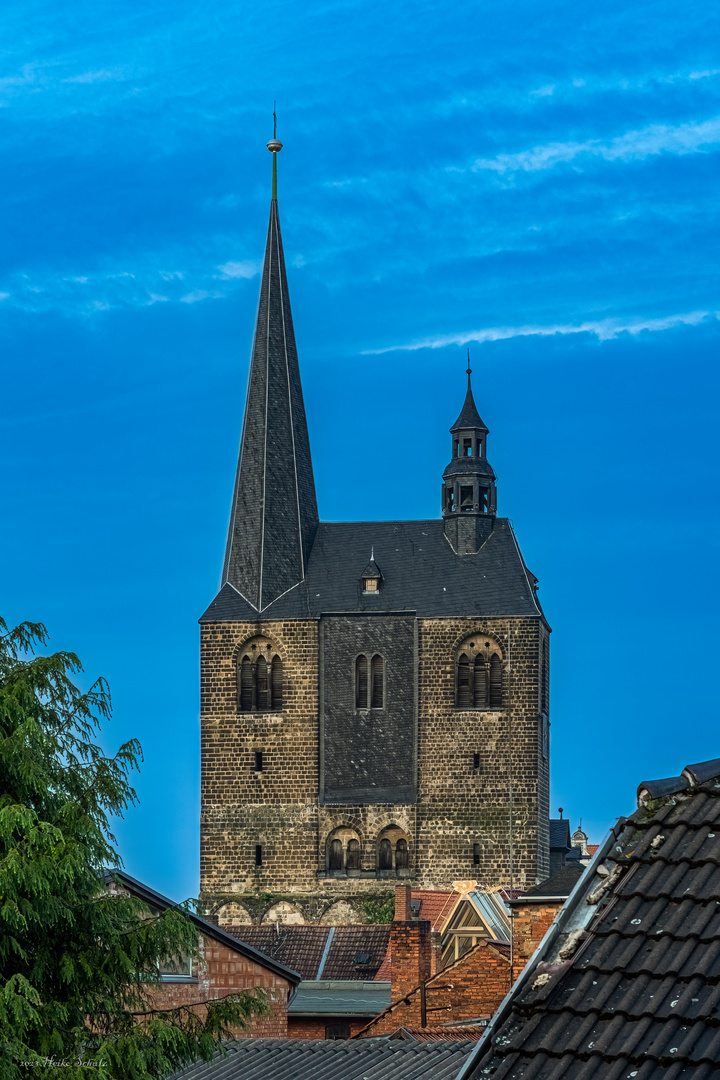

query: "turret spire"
xmin=222 ymin=128 xmax=318 ymax=610
xmin=442 ymin=354 xmax=497 ymax=554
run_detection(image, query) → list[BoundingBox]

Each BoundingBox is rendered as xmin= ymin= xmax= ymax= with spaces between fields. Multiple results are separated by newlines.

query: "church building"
xmin=199 ymin=136 xmax=551 ymax=917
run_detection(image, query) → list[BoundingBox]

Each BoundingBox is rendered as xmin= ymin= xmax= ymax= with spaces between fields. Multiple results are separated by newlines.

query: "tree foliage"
xmin=361 ymin=893 xmax=395 ymax=924
xmin=0 ymin=618 xmax=268 ymax=1079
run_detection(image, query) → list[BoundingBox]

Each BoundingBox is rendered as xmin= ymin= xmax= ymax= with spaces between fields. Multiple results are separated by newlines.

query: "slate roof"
xmin=222 ymin=191 xmax=318 ymax=613
xmin=549 ymin=818 xmax=571 ymax=850
xmin=223 ymin=924 xmax=391 ymax=982
xmin=450 ymin=377 xmax=489 ymax=433
xmin=202 ymin=517 xmax=545 ymax=622
xmin=512 ymin=862 xmax=584 ymax=902
xmin=104 ymin=871 xmax=301 ymax=985
xmin=458 ymin=756 xmax=720 ymax=1079
xmin=171 ymin=1037 xmax=473 ymax=1080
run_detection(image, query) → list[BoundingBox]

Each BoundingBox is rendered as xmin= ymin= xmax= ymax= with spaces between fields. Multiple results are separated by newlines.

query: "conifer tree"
xmin=0 ymin=618 xmax=267 ymax=1079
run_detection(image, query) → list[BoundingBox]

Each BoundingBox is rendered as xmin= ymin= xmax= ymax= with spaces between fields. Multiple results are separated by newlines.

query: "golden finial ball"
xmin=266 ymin=139 xmax=283 ymax=153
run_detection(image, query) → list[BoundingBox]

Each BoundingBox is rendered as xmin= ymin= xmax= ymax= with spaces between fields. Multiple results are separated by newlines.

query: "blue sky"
xmin=2 ymin=0 xmax=719 ymax=901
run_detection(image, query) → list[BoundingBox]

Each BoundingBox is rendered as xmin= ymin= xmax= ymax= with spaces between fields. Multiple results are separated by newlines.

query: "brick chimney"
xmin=390 ymin=886 xmax=431 ymax=1001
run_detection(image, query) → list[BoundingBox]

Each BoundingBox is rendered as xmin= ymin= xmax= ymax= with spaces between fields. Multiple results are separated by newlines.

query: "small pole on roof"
xmin=558 ymin=807 xmax=564 ymax=819
xmin=466 ymin=348 xmax=472 ymax=389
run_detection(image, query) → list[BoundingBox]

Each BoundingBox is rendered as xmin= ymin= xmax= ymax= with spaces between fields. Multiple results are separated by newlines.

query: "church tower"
xmin=199 ymin=136 xmax=550 ymax=922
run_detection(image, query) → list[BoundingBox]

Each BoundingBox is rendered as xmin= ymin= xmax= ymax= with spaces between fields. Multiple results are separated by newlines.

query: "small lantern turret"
xmin=442 ymin=356 xmax=497 ymax=554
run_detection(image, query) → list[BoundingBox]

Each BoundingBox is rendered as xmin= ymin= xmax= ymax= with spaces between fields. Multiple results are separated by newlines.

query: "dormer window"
xmin=360 ymin=555 xmax=382 ymax=594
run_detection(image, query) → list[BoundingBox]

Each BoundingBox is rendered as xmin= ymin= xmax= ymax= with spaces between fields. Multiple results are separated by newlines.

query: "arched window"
xmin=237 ymin=638 xmax=284 ymax=712
xmin=457 ymin=654 xmax=472 ymax=707
xmin=371 ymin=655 xmax=384 ymax=709
xmin=455 ymin=635 xmax=503 ymax=709
xmin=328 ymin=839 xmax=344 ymax=872
xmin=378 ymin=838 xmax=393 ymax=870
xmin=271 ymin=656 xmax=283 ymax=710
xmin=395 ymin=838 xmax=409 ymax=869
xmin=356 ymin=655 xmax=368 ymax=709
xmin=346 ymin=839 xmax=361 ymax=870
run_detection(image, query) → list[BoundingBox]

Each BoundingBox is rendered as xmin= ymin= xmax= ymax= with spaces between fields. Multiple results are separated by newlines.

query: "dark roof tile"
xmin=202 ymin=518 xmax=545 ymax=622
xmin=462 ymin=757 xmax=720 ymax=1080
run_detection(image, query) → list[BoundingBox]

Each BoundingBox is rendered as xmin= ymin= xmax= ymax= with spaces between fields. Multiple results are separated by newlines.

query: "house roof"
xmin=549 ymin=818 xmax=571 ymax=850
xmin=201 ymin=517 xmax=546 ymax=622
xmin=170 ymin=1037 xmax=474 ymax=1080
xmin=288 ymin=980 xmax=390 ymax=1017
xmin=511 ymin=862 xmax=585 ymax=903
xmin=105 ymin=870 xmax=301 ymax=986
xmin=458 ymin=755 xmax=720 ymax=1079
xmin=224 ymin=924 xmax=391 ymax=982
xmin=389 ymin=1025 xmax=488 ymax=1043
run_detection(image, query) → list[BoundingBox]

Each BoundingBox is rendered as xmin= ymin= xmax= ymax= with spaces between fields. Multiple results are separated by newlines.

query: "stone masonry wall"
xmin=201 ymin=614 xmax=550 ymax=903
xmin=416 ymin=617 xmax=550 ymax=890
xmin=200 ymin=620 xmax=319 ymax=896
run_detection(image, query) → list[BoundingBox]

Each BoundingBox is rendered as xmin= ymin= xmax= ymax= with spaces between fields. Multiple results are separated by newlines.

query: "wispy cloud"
xmin=63 ymin=68 xmax=127 ymax=84
xmin=469 ymin=117 xmax=720 ymax=175
xmin=363 ymin=310 xmax=719 ymax=353
xmin=0 ymin=248 xmax=260 ymax=315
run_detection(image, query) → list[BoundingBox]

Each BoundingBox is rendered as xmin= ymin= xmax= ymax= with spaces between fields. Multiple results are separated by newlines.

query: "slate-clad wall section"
xmin=416 ymin=616 xmax=550 ymax=889
xmin=321 ymin=615 xmax=416 ymax=805
xmin=200 ymin=620 xmax=320 ymax=893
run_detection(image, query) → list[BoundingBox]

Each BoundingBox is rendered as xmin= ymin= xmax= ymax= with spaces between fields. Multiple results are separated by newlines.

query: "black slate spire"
xmin=222 ymin=135 xmax=318 ymax=611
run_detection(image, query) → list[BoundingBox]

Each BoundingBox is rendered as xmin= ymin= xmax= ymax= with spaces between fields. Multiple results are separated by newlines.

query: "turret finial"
xmin=266 ymin=102 xmax=283 ymax=200
xmin=466 ymin=347 xmax=472 ymax=389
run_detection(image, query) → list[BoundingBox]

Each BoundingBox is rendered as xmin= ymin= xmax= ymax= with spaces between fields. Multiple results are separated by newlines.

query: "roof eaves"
xmin=454 ymin=822 xmax=622 ymax=1080
xmin=105 ymin=869 xmax=302 ymax=985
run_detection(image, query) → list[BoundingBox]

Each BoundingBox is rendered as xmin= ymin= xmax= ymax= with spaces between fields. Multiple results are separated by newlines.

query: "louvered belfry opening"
xmin=457 ymin=654 xmax=472 ymax=707
xmin=237 ymin=638 xmax=283 ymax=712
xmin=356 ymin=654 xmax=368 ymax=708
xmin=395 ymin=838 xmax=409 ymax=869
xmin=271 ymin=656 xmax=283 ymax=710
xmin=371 ymin=654 xmax=384 ymax=709
xmin=455 ymin=636 xmax=503 ymax=709
xmin=541 ymin=637 xmax=549 ymax=713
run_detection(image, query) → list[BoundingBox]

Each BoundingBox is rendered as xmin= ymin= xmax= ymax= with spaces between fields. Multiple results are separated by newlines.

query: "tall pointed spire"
xmin=222 ymin=126 xmax=318 ymax=611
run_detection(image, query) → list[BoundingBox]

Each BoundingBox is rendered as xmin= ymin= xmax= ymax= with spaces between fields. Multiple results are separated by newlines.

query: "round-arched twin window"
xmin=237 ymin=637 xmax=283 ymax=712
xmin=455 ymin=635 xmax=503 ymax=709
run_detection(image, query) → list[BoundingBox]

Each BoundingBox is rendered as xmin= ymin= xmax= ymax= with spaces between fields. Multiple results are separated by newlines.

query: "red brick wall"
xmin=390 ymin=920 xmax=431 ymax=1002
xmin=511 ymin=901 xmax=562 ymax=981
xmin=359 ymin=939 xmax=510 ymax=1037
xmin=288 ymin=1017 xmax=372 ymax=1039
xmin=144 ymin=933 xmax=291 ymax=1038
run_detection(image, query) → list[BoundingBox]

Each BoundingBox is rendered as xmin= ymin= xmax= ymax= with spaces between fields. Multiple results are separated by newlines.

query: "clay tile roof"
xmin=389 ymin=1026 xmax=488 ymax=1043
xmin=412 ymin=889 xmax=457 ymax=930
xmin=222 ymin=925 xmax=330 ymax=981
xmin=224 ymin=924 xmax=391 ymax=982
xmin=322 ymin=925 xmax=391 ymax=980
xmin=462 ymin=755 xmax=720 ymax=1079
